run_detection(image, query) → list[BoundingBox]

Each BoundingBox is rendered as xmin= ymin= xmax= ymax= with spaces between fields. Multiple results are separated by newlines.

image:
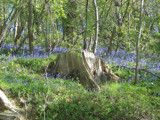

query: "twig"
xmin=113 ymin=65 xmax=160 ymax=79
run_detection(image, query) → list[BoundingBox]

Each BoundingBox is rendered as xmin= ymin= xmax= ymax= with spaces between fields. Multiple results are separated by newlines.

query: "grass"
xmin=0 ymin=51 xmax=160 ymax=120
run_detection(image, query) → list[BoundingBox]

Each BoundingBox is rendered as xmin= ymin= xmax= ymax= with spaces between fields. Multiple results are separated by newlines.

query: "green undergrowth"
xmin=0 ymin=55 xmax=160 ymax=120
xmin=14 ymin=55 xmax=57 ymax=73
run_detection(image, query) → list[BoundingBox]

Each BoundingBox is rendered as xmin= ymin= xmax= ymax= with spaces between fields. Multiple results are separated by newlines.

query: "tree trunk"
xmin=14 ymin=26 xmax=24 ymax=45
xmin=79 ymin=14 xmax=86 ymax=50
xmin=0 ymin=7 xmax=23 ymax=48
xmin=62 ymin=18 xmax=66 ymax=41
xmin=14 ymin=11 xmax=26 ymax=45
xmin=0 ymin=1 xmax=3 ymax=35
xmin=83 ymin=0 xmax=89 ymax=50
xmin=12 ymin=35 xmax=28 ymax=54
xmin=92 ymin=0 xmax=99 ymax=53
xmin=107 ymin=26 xmax=116 ymax=55
xmin=41 ymin=21 xmax=49 ymax=51
xmin=135 ymin=0 xmax=144 ymax=84
xmin=28 ymin=0 xmax=34 ymax=54
xmin=88 ymin=35 xmax=93 ymax=50
xmin=14 ymin=19 xmax=18 ymax=39
xmin=63 ymin=0 xmax=77 ymax=45
xmin=48 ymin=51 xmax=120 ymax=91
xmin=48 ymin=7 xmax=60 ymax=49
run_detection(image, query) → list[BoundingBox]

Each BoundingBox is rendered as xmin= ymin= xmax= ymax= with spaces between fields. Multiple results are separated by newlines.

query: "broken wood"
xmin=0 ymin=90 xmax=17 ymax=113
xmin=0 ymin=113 xmax=17 ymax=120
xmin=48 ymin=50 xmax=120 ymax=91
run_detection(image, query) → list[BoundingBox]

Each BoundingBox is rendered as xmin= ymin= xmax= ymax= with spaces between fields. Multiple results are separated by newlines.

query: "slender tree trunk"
xmin=71 ymin=28 xmax=74 ymax=45
xmin=128 ymin=12 xmax=131 ymax=51
xmin=14 ymin=26 xmax=24 ymax=45
xmin=14 ymin=19 xmax=18 ymax=39
xmin=41 ymin=21 xmax=48 ymax=50
xmin=12 ymin=35 xmax=28 ymax=54
xmin=81 ymin=18 xmax=86 ymax=48
xmin=14 ymin=12 xmax=26 ymax=45
xmin=83 ymin=0 xmax=88 ymax=50
xmin=0 ymin=7 xmax=23 ymax=48
xmin=107 ymin=26 xmax=116 ymax=55
xmin=115 ymin=7 xmax=121 ymax=52
xmin=45 ymin=13 xmax=49 ymax=51
xmin=92 ymin=0 xmax=99 ymax=53
xmin=28 ymin=0 xmax=34 ymax=54
xmin=0 ymin=1 xmax=2 ymax=34
xmin=135 ymin=0 xmax=144 ymax=84
xmin=48 ymin=7 xmax=60 ymax=49
xmin=88 ymin=35 xmax=92 ymax=50
xmin=3 ymin=3 xmax=6 ymax=29
xmin=62 ymin=18 xmax=65 ymax=41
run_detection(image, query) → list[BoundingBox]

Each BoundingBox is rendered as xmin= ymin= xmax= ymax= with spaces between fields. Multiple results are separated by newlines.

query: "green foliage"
xmin=59 ymin=41 xmax=82 ymax=51
xmin=14 ymin=55 xmax=56 ymax=73
xmin=0 ymin=55 xmax=160 ymax=119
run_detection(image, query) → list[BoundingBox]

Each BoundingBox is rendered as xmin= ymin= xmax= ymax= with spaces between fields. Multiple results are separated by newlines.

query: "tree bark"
xmin=135 ymin=0 xmax=144 ymax=84
xmin=92 ymin=0 xmax=99 ymax=53
xmin=28 ymin=0 xmax=34 ymax=54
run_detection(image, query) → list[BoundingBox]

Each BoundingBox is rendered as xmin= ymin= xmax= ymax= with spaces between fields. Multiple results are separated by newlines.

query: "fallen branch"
xmin=0 ymin=90 xmax=18 ymax=113
xmin=113 ymin=65 xmax=160 ymax=79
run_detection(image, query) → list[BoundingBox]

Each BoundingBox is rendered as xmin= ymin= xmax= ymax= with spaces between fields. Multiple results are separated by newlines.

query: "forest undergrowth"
xmin=0 ymin=45 xmax=160 ymax=120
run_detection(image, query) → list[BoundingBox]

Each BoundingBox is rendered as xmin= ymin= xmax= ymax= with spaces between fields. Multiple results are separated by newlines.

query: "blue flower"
xmin=24 ymin=80 xmax=27 ymax=86
xmin=155 ymin=93 xmax=158 ymax=96
xmin=56 ymin=73 xmax=61 ymax=78
xmin=88 ymin=88 xmax=91 ymax=92
xmin=19 ymin=78 xmax=22 ymax=83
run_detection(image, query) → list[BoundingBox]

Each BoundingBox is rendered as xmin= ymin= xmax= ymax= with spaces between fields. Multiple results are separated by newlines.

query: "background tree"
xmin=0 ymin=0 xmax=159 ymax=55
xmin=28 ymin=0 xmax=34 ymax=54
xmin=0 ymin=0 xmax=25 ymax=48
xmin=135 ymin=0 xmax=144 ymax=84
xmin=92 ymin=0 xmax=99 ymax=53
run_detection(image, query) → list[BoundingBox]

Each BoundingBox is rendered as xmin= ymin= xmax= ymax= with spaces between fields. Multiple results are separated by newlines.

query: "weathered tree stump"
xmin=48 ymin=50 xmax=119 ymax=91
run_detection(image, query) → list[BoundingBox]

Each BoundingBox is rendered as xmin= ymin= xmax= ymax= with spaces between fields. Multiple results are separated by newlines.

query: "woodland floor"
xmin=0 ymin=45 xmax=160 ymax=120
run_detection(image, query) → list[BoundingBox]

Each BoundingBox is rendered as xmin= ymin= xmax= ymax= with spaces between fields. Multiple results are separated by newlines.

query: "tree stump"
xmin=48 ymin=50 xmax=120 ymax=91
